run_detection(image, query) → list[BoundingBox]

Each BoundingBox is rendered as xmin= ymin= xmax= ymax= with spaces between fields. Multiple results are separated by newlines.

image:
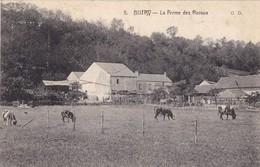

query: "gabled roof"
xmin=94 ymin=62 xmax=136 ymax=77
xmin=194 ymin=84 xmax=215 ymax=94
xmin=218 ymin=89 xmax=248 ymax=98
xmin=67 ymin=72 xmax=85 ymax=81
xmin=199 ymin=80 xmax=216 ymax=86
xmin=42 ymin=80 xmax=69 ymax=86
xmin=72 ymin=72 xmax=84 ymax=78
xmin=137 ymin=73 xmax=172 ymax=83
xmin=214 ymin=74 xmax=260 ymax=89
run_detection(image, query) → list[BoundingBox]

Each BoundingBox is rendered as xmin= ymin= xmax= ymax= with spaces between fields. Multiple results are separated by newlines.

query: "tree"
xmin=150 ymin=32 xmax=167 ymax=45
xmin=166 ymin=26 xmax=178 ymax=38
xmin=151 ymin=88 xmax=168 ymax=102
xmin=70 ymin=81 xmax=82 ymax=91
xmin=110 ymin=18 xmax=124 ymax=31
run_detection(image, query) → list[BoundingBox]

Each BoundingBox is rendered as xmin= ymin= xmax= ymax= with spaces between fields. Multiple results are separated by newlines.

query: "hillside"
xmin=1 ymin=2 xmax=260 ymax=101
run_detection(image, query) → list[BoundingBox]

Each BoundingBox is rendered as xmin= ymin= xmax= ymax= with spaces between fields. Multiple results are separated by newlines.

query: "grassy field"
xmin=0 ymin=104 xmax=259 ymax=167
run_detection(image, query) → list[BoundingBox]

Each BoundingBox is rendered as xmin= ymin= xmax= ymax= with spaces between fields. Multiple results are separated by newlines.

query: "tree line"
xmin=1 ymin=2 xmax=260 ymax=101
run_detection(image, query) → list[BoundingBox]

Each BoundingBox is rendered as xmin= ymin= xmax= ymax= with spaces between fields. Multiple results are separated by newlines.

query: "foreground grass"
xmin=0 ymin=105 xmax=258 ymax=167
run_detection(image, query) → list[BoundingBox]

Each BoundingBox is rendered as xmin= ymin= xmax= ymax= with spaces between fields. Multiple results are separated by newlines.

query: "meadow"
xmin=0 ymin=104 xmax=259 ymax=167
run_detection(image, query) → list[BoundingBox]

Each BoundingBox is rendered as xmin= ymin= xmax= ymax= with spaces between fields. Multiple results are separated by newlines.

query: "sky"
xmin=2 ymin=0 xmax=260 ymax=43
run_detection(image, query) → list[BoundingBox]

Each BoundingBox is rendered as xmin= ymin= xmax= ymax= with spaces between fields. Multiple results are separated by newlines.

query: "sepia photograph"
xmin=0 ymin=0 xmax=260 ymax=166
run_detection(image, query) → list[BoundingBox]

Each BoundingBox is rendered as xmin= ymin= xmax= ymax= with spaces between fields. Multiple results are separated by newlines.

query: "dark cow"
xmin=2 ymin=109 xmax=17 ymax=126
xmin=154 ymin=106 xmax=175 ymax=120
xmin=218 ymin=105 xmax=236 ymax=120
xmin=61 ymin=110 xmax=75 ymax=123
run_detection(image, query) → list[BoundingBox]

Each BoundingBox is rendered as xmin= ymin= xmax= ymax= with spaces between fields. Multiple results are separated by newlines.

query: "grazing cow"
xmin=2 ymin=110 xmax=17 ymax=126
xmin=61 ymin=110 xmax=75 ymax=123
xmin=154 ymin=106 xmax=175 ymax=120
xmin=218 ymin=105 xmax=236 ymax=120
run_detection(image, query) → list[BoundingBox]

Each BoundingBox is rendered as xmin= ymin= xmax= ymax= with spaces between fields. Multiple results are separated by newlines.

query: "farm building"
xmin=136 ymin=71 xmax=173 ymax=94
xmin=214 ymin=74 xmax=260 ymax=95
xmin=42 ymin=80 xmax=70 ymax=92
xmin=216 ymin=89 xmax=248 ymax=105
xmin=80 ymin=62 xmax=137 ymax=101
xmin=218 ymin=89 xmax=248 ymax=98
xmin=78 ymin=62 xmax=174 ymax=102
xmin=212 ymin=74 xmax=260 ymax=104
xmin=67 ymin=72 xmax=84 ymax=83
xmin=194 ymin=80 xmax=216 ymax=95
xmin=67 ymin=72 xmax=85 ymax=91
xmin=193 ymin=80 xmax=216 ymax=105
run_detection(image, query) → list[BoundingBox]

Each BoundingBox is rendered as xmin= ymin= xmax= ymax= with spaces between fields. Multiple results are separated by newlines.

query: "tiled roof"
xmin=214 ymin=74 xmax=260 ymax=89
xmin=218 ymin=89 xmax=248 ymax=98
xmin=42 ymin=80 xmax=69 ymax=86
xmin=137 ymin=73 xmax=172 ymax=83
xmin=94 ymin=62 xmax=136 ymax=77
xmin=194 ymin=84 xmax=215 ymax=94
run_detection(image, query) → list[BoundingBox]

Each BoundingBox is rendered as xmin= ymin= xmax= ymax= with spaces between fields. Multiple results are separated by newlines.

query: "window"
xmin=139 ymin=83 xmax=142 ymax=90
xmin=116 ymin=79 xmax=119 ymax=84
xmin=148 ymin=84 xmax=152 ymax=91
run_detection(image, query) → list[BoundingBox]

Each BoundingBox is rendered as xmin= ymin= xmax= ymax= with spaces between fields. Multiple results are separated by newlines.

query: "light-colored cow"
xmin=2 ymin=110 xmax=17 ymax=126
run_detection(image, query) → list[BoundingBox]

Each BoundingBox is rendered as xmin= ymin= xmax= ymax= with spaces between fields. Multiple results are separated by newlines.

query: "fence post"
xmin=101 ymin=111 xmax=104 ymax=134
xmin=73 ymin=117 xmax=76 ymax=131
xmin=73 ymin=110 xmax=76 ymax=131
xmin=47 ymin=110 xmax=49 ymax=129
xmin=195 ymin=117 xmax=198 ymax=144
xmin=142 ymin=110 xmax=145 ymax=137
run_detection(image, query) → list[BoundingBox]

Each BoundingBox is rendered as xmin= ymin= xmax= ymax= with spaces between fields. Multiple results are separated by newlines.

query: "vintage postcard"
xmin=1 ymin=0 xmax=260 ymax=167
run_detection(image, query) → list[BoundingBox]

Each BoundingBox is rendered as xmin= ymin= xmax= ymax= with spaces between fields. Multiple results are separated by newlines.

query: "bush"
xmin=151 ymin=88 xmax=168 ymax=102
xmin=65 ymin=91 xmax=86 ymax=101
xmin=245 ymin=92 xmax=260 ymax=106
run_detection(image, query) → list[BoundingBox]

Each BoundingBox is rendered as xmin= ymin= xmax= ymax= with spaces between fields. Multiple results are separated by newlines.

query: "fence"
xmin=0 ymin=94 xmax=255 ymax=108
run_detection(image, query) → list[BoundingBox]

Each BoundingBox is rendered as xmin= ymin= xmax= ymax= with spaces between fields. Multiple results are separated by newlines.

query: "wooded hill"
xmin=1 ymin=2 xmax=260 ymax=101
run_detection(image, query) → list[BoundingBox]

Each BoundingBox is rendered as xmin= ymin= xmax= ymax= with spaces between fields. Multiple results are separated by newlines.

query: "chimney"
xmin=164 ymin=71 xmax=167 ymax=76
xmin=135 ymin=71 xmax=139 ymax=76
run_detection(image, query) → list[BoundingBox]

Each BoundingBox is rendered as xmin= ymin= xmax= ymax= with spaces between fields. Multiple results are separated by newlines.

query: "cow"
xmin=61 ymin=110 xmax=75 ymax=123
xmin=2 ymin=110 xmax=17 ymax=126
xmin=154 ymin=106 xmax=175 ymax=120
xmin=218 ymin=105 xmax=236 ymax=120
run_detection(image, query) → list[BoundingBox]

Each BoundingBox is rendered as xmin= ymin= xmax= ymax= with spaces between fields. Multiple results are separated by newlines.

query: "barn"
xmin=80 ymin=62 xmax=137 ymax=101
xmin=214 ymin=74 xmax=260 ymax=95
xmin=213 ymin=74 xmax=260 ymax=104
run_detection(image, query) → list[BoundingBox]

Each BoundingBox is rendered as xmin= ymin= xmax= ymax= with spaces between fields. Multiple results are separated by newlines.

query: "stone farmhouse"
xmin=136 ymin=72 xmax=172 ymax=94
xmin=78 ymin=62 xmax=173 ymax=101
xmin=42 ymin=62 xmax=173 ymax=101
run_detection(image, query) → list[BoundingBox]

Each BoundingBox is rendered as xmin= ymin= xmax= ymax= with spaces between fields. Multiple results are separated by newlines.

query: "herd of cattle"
xmin=1 ymin=105 xmax=237 ymax=126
